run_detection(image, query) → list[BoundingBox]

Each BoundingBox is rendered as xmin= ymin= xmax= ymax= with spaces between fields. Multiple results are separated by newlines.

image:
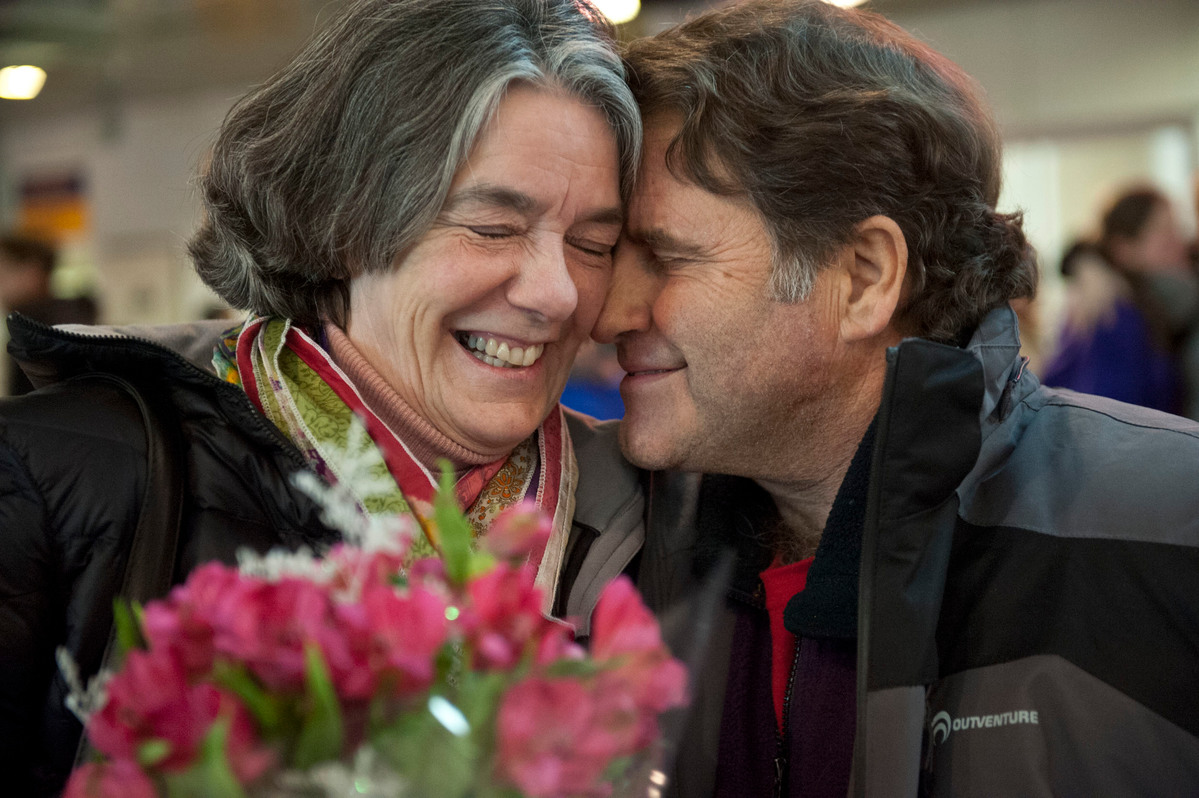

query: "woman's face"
xmin=347 ymin=84 xmax=622 ymax=457
xmin=1120 ymin=200 xmax=1190 ymax=273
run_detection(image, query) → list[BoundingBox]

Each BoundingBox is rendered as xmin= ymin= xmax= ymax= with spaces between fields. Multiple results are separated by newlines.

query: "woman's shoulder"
xmin=1 ymin=377 xmax=148 ymax=525
xmin=564 ymin=407 xmax=634 ymax=485
xmin=563 ymin=407 xmax=643 ymax=531
xmin=0 ymin=378 xmax=149 ymax=608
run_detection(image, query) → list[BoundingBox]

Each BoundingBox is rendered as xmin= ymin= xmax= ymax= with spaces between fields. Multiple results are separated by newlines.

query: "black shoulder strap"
xmin=73 ymin=374 xmax=184 ymax=766
xmin=109 ymin=376 xmax=185 ymax=604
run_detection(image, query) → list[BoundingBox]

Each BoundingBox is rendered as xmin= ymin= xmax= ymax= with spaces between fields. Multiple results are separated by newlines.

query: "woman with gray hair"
xmin=0 ymin=1 xmax=643 ymax=793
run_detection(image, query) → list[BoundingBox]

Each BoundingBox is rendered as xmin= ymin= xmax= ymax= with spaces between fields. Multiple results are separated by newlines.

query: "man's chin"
xmin=617 ymin=421 xmax=682 ymax=472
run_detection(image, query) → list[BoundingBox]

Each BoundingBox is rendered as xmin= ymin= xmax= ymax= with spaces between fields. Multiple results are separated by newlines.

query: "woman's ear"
xmin=836 ymin=214 xmax=908 ymax=342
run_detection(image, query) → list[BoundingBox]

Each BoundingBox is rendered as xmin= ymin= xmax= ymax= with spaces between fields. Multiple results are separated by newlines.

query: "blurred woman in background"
xmin=1043 ymin=185 xmax=1194 ymax=415
xmin=0 ymin=1 xmax=643 ymax=793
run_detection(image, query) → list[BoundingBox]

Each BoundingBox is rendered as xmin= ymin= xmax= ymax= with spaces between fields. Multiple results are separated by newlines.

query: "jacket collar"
xmin=962 ymin=304 xmax=1029 ymax=427
xmin=6 ymin=312 xmax=234 ymax=390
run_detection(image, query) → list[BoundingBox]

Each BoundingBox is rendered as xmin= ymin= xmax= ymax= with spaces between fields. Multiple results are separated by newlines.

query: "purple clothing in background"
xmin=1043 ymin=298 xmax=1182 ymax=414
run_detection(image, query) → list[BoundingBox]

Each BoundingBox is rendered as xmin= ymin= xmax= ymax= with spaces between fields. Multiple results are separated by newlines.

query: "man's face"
xmin=594 ymin=118 xmax=845 ymax=480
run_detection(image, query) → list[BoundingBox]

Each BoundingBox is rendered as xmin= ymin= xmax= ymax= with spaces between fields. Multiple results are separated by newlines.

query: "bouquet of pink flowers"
xmin=61 ymin=464 xmax=687 ymax=798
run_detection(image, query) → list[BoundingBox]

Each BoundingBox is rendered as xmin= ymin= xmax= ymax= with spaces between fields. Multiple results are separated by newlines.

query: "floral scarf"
xmin=213 ymin=317 xmax=577 ymax=610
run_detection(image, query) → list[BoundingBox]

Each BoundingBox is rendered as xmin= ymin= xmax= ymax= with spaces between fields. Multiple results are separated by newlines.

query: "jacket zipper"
xmin=773 ymin=641 xmax=802 ymax=798
xmin=852 ymin=347 xmax=898 ymax=798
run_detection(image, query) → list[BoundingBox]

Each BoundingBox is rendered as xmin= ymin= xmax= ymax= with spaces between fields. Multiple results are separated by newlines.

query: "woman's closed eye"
xmin=468 ymin=225 xmax=520 ymax=239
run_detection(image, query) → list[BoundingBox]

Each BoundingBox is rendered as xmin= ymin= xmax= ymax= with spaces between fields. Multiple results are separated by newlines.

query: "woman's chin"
xmin=449 ymin=413 xmax=544 ymax=457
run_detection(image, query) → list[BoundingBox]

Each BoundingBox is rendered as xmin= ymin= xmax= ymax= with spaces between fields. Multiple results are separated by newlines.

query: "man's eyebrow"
xmin=632 ymin=228 xmax=710 ymax=258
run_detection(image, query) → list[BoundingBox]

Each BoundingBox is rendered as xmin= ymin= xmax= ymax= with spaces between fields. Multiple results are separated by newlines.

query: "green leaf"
xmin=433 ymin=459 xmax=475 ymax=586
xmin=292 ymin=642 xmax=345 ymax=769
xmin=136 ymin=738 xmax=172 ymax=768
xmin=113 ymin=599 xmax=146 ymax=654
xmin=543 ymin=656 xmax=605 ymax=679
xmin=466 ymin=549 xmax=498 ymax=580
xmin=162 ymin=718 xmax=247 ymax=798
xmin=211 ymin=661 xmax=283 ymax=736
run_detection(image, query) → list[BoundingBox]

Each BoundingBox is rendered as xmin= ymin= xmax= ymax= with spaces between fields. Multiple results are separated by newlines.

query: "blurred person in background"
xmin=0 ymin=1 xmax=643 ymax=794
xmin=1043 ymin=185 xmax=1194 ymax=415
xmin=0 ymin=234 xmax=97 ymax=395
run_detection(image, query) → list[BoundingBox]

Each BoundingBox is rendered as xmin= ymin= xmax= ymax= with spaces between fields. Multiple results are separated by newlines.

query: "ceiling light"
xmin=825 ymin=0 xmax=868 ymax=6
xmin=594 ymin=0 xmax=640 ymax=25
xmin=0 ymin=65 xmax=47 ymax=100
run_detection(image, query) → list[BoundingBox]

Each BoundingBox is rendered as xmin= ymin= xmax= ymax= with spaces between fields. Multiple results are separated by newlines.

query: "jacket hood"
xmin=6 ymin=312 xmax=236 ymax=391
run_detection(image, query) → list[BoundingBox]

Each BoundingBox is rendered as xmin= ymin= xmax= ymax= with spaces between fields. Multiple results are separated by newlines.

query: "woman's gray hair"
xmin=189 ymin=0 xmax=640 ymax=327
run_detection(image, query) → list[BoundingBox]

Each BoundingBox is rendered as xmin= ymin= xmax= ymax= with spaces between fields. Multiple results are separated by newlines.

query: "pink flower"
xmin=87 ymin=649 xmax=272 ymax=781
xmin=458 ymin=563 xmax=558 ymax=670
xmin=590 ymin=576 xmax=668 ymax=660
xmin=589 ymin=577 xmax=689 ymax=744
xmin=534 ymin=619 xmax=586 ymax=666
xmin=327 ymin=583 xmax=450 ymax=700
xmin=481 ymin=500 xmax=553 ymax=564
xmin=64 ymin=759 xmax=155 ymax=798
xmin=87 ymin=649 xmax=196 ymax=766
xmin=141 ymin=563 xmax=245 ymax=679
xmin=496 ymin=677 xmax=633 ymax=798
xmin=326 ymin=546 xmax=409 ymax=594
xmin=214 ymin=577 xmax=337 ymax=692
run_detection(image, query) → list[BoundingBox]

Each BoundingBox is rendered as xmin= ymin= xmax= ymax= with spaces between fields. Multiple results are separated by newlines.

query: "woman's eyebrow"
xmin=443 ymin=184 xmax=540 ymax=215
xmin=444 ymin=184 xmax=621 ymax=228
xmin=581 ymin=207 xmax=624 ymax=227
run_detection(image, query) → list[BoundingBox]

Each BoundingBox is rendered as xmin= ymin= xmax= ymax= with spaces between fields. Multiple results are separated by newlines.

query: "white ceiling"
xmin=0 ymin=0 xmax=1005 ymax=124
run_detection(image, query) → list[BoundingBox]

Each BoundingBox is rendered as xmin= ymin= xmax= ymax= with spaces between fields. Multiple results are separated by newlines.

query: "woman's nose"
xmin=508 ymin=243 xmax=579 ymax=322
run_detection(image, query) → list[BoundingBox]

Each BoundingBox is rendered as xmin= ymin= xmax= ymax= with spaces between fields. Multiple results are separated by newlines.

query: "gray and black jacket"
xmin=639 ymin=305 xmax=1199 ymax=797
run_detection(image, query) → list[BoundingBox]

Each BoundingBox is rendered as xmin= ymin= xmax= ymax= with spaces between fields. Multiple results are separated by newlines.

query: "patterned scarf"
xmin=213 ymin=317 xmax=577 ymax=610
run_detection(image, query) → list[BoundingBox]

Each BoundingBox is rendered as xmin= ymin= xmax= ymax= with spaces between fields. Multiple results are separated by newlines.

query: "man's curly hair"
xmin=623 ymin=0 xmax=1037 ymax=343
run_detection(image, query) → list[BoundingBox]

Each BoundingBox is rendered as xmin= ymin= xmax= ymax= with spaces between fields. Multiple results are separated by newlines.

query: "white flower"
xmin=263 ymin=745 xmax=410 ymax=797
xmin=57 ymin=647 xmax=110 ymax=724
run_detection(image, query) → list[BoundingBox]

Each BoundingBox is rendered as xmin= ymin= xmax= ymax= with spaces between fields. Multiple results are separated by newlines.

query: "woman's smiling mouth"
xmin=456 ymin=331 xmax=546 ymax=368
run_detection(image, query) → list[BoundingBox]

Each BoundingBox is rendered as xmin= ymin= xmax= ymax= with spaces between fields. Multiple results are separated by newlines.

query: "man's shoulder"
xmin=1026 ymin=385 xmax=1199 ymax=453
xmin=964 ymin=384 xmax=1199 ymax=544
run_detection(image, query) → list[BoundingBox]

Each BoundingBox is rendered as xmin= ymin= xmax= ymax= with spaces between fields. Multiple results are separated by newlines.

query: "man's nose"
xmin=593 ymin=240 xmax=656 ymax=343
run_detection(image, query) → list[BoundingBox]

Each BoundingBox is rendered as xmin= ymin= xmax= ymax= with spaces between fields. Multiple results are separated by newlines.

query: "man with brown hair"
xmin=595 ymin=1 xmax=1199 ymax=795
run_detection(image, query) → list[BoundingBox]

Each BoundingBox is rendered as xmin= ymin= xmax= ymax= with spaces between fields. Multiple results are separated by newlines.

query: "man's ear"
xmin=836 ymin=214 xmax=907 ymax=342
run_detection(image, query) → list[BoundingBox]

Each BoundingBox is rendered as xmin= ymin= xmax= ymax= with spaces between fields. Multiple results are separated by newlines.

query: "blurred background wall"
xmin=1 ymin=0 xmax=1197 ymax=345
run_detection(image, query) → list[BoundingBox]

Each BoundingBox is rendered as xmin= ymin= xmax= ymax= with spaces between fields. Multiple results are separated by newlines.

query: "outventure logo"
xmin=929 ymin=709 xmax=1039 ymax=745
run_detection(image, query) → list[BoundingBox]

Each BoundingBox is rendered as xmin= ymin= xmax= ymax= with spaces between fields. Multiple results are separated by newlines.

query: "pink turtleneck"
xmin=322 ymin=322 xmax=496 ymax=472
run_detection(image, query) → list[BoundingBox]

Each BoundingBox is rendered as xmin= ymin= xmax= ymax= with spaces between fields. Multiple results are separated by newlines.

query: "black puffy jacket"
xmin=0 ymin=313 xmax=649 ymax=797
xmin=0 ymin=314 xmax=339 ymax=795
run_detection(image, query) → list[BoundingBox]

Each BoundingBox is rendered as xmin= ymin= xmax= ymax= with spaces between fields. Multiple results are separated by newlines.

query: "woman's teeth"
xmin=462 ymin=334 xmax=545 ymax=368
